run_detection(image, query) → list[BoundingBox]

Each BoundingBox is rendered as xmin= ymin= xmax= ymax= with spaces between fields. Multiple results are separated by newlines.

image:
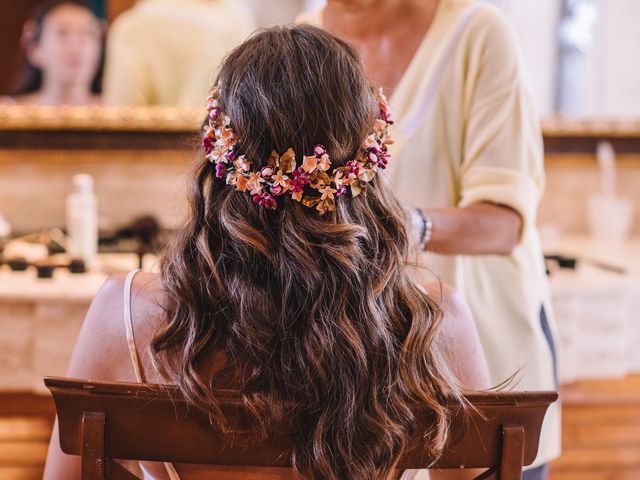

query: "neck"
xmin=38 ymin=76 xmax=94 ymax=106
xmin=324 ymin=0 xmax=434 ymax=38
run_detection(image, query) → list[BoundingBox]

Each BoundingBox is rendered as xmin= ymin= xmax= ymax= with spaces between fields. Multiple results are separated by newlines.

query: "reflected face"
xmin=28 ymin=4 xmax=102 ymax=88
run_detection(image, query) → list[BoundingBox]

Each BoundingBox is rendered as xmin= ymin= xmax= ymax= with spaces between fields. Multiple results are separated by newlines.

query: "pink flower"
xmin=234 ymin=155 xmax=251 ymax=172
xmin=291 ymin=168 xmax=311 ymax=189
xmin=215 ymin=163 xmax=227 ymax=178
xmin=313 ymin=145 xmax=326 ymax=157
xmin=378 ymin=152 xmax=389 ymax=169
xmin=270 ymin=185 xmax=283 ymax=196
xmin=254 ymin=193 xmax=277 ymax=209
xmin=336 ymin=185 xmax=347 ymax=197
xmin=209 ymin=108 xmax=220 ymax=120
xmin=261 ymin=166 xmax=274 ymax=178
xmin=202 ymin=136 xmax=214 ymax=155
xmin=346 ymin=161 xmax=361 ymax=177
xmin=367 ymin=151 xmax=378 ymax=164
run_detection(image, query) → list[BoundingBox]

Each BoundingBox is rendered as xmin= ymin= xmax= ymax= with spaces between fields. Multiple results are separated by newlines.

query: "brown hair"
xmin=152 ymin=25 xmax=461 ymax=480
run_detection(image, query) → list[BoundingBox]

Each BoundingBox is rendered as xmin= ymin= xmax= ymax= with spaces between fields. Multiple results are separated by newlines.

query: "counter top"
xmin=0 ymin=253 xmax=159 ymax=302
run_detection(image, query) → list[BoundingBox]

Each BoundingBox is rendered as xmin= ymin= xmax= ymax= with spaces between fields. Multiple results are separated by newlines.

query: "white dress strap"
xmin=123 ymin=269 xmax=144 ymax=382
xmin=123 ymin=269 xmax=181 ymax=480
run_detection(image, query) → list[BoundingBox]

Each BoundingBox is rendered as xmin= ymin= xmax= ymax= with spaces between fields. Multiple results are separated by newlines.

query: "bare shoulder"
xmin=65 ymin=271 xmax=163 ymax=382
xmin=423 ymin=282 xmax=490 ymax=390
xmin=423 ymin=282 xmax=471 ymax=327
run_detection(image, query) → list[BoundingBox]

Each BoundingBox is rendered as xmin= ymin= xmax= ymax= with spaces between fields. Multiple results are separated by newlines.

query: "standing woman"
xmin=3 ymin=0 xmax=104 ymax=106
xmin=303 ymin=1 xmax=560 ymax=477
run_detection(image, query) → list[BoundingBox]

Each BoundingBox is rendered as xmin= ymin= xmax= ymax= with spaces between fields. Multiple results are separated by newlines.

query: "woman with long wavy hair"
xmin=44 ymin=25 xmax=489 ymax=480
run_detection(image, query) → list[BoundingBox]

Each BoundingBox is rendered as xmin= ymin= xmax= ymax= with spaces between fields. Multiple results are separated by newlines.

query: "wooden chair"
xmin=45 ymin=376 xmax=558 ymax=480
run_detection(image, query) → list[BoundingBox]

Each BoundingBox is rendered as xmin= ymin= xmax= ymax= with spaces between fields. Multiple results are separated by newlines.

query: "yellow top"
xmin=302 ymin=0 xmax=561 ymax=467
xmin=103 ymin=0 xmax=256 ymax=108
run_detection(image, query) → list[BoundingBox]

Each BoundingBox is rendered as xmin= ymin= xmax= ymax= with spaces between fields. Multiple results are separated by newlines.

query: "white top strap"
xmin=124 ymin=269 xmax=181 ymax=480
xmin=123 ymin=269 xmax=144 ymax=383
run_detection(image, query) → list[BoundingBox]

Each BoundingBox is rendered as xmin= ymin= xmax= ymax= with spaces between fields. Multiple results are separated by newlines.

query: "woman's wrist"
xmin=408 ymin=206 xmax=433 ymax=251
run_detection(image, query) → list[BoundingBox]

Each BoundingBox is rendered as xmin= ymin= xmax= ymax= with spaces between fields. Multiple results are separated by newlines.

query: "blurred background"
xmin=0 ymin=1 xmax=638 ymax=479
xmin=1 ymin=0 xmax=639 ymax=116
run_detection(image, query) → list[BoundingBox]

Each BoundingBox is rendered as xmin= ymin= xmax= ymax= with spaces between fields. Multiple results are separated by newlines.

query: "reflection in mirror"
xmin=2 ymin=0 xmax=104 ymax=107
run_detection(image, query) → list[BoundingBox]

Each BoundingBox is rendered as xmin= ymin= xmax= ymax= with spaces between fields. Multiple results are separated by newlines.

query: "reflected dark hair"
xmin=152 ymin=25 xmax=463 ymax=480
xmin=13 ymin=0 xmax=104 ymax=95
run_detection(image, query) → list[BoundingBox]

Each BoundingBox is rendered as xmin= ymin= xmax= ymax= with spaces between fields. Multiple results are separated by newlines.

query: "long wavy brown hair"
xmin=152 ymin=25 xmax=462 ymax=480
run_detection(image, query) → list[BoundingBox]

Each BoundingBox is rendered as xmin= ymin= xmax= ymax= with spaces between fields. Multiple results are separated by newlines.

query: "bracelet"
xmin=414 ymin=208 xmax=433 ymax=250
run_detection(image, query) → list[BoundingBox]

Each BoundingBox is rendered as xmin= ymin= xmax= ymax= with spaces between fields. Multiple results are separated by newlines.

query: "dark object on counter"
xmin=545 ymin=254 xmax=626 ymax=275
xmin=36 ymin=263 xmax=55 ymax=279
xmin=69 ymin=259 xmax=86 ymax=274
xmin=545 ymin=254 xmax=577 ymax=270
xmin=8 ymin=257 xmax=29 ymax=271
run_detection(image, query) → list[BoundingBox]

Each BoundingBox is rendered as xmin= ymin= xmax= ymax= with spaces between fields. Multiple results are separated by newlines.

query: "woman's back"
xmin=44 ymin=25 xmax=489 ymax=480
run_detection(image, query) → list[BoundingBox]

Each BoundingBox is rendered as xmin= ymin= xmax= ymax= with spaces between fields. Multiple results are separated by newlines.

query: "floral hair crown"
xmin=201 ymin=87 xmax=393 ymax=215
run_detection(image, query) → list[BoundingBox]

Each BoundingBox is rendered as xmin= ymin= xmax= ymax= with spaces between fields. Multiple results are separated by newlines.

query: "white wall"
xmin=492 ymin=0 xmax=640 ymax=118
xmin=585 ymin=0 xmax=640 ymax=117
xmin=486 ymin=0 xmax=560 ymax=116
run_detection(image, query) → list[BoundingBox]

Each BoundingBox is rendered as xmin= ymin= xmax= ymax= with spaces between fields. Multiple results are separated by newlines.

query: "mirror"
xmin=1 ymin=0 xmax=638 ymax=118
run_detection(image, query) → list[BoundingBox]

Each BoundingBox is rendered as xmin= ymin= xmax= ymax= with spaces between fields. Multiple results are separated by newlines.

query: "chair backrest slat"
xmin=45 ymin=376 xmax=557 ymax=473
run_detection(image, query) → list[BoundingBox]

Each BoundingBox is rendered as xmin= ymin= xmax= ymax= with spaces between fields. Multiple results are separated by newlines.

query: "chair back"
xmin=45 ymin=376 xmax=557 ymax=480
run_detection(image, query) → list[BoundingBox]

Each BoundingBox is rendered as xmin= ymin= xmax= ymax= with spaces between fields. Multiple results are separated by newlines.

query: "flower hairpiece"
xmin=201 ymin=87 xmax=394 ymax=215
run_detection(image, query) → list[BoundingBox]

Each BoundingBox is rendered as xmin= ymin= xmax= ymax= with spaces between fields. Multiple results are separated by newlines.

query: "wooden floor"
xmin=1 ymin=377 xmax=639 ymax=480
xmin=549 ymin=375 xmax=640 ymax=480
xmin=0 ymin=394 xmax=54 ymax=480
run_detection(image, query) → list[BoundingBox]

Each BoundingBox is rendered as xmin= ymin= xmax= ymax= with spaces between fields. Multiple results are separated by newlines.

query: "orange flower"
xmin=362 ymin=134 xmax=377 ymax=149
xmin=373 ymin=119 xmax=387 ymax=135
xmin=221 ymin=126 xmax=235 ymax=148
xmin=235 ymin=175 xmax=249 ymax=192
xmin=226 ymin=171 xmax=240 ymax=185
xmin=317 ymin=153 xmax=331 ymax=172
xmin=247 ymin=172 xmax=264 ymax=195
xmin=267 ymin=150 xmax=280 ymax=167
xmin=279 ymin=148 xmax=297 ymax=173
xmin=319 ymin=185 xmax=337 ymax=201
xmin=302 ymin=155 xmax=319 ymax=173
xmin=316 ymin=199 xmax=334 ymax=215
xmin=272 ymin=171 xmax=290 ymax=189
xmin=291 ymin=190 xmax=303 ymax=202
